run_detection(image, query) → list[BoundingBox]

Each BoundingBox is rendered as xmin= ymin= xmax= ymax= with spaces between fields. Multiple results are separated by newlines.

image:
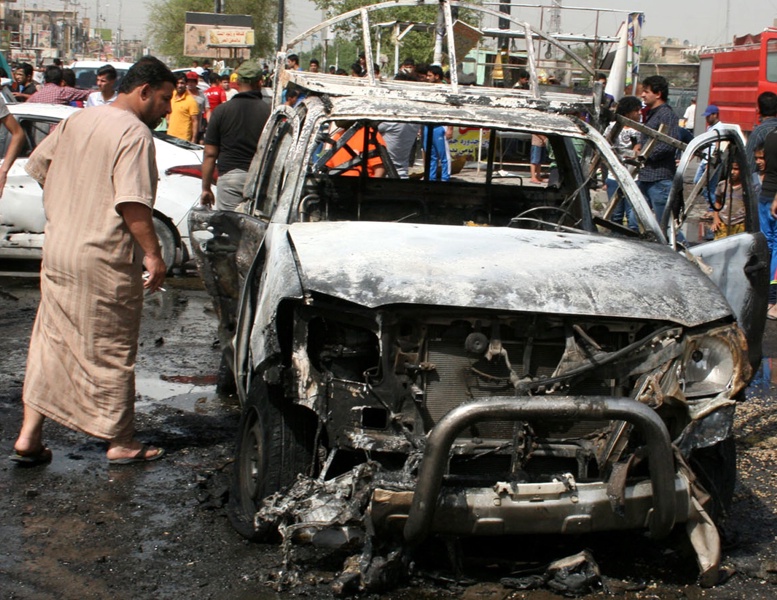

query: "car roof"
xmin=8 ymin=103 xmax=80 ymax=119
xmin=69 ymin=61 xmax=132 ymax=70
xmin=281 ymin=71 xmax=594 ymax=133
xmin=301 ymin=86 xmax=584 ymax=135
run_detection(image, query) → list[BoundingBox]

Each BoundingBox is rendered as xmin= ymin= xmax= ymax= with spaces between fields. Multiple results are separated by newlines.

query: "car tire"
xmin=153 ymin=215 xmax=178 ymax=273
xmin=688 ymin=437 xmax=736 ymax=524
xmin=216 ymin=353 xmax=237 ymax=396
xmin=226 ymin=378 xmax=317 ymax=541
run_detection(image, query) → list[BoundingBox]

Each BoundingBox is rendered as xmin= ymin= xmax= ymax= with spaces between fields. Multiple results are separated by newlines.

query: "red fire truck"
xmin=697 ymin=28 xmax=777 ymax=135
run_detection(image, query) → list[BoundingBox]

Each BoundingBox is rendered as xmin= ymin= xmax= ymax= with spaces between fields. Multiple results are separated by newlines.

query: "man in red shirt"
xmin=203 ymin=73 xmax=227 ymax=122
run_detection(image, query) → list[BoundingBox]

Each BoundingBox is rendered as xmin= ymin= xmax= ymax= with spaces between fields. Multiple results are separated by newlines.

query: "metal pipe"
xmin=403 ymin=396 xmax=677 ymax=545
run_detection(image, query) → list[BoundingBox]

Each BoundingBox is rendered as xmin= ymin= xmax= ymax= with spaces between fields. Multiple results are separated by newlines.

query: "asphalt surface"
xmin=1 ymin=270 xmax=777 ymax=599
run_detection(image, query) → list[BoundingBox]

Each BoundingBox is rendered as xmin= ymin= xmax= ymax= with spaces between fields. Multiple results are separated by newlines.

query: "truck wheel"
xmin=688 ymin=437 xmax=736 ymax=524
xmin=226 ymin=379 xmax=316 ymax=541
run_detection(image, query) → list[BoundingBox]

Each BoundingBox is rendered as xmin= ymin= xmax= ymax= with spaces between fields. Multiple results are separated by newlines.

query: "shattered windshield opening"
xmin=299 ymin=117 xmax=654 ymax=237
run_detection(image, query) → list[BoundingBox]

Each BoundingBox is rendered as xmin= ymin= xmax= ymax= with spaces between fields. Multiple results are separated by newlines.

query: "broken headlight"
xmin=680 ymin=330 xmax=737 ymax=398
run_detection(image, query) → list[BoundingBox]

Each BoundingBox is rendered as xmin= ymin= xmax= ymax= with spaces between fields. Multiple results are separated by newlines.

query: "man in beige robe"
xmin=11 ymin=56 xmax=176 ymax=465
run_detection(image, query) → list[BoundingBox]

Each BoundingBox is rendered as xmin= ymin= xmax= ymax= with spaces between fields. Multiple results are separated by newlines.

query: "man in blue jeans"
xmin=762 ymin=128 xmax=777 ymax=318
xmin=638 ymin=76 xmax=680 ymax=225
xmin=746 ymin=93 xmax=777 ymax=314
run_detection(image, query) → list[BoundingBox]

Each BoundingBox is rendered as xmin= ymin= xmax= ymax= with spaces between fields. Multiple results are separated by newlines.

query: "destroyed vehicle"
xmin=190 ymin=0 xmax=768 ymax=589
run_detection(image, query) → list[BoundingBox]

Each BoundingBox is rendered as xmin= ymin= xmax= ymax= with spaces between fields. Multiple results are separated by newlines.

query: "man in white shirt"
xmin=681 ymin=97 xmax=696 ymax=135
xmin=85 ymin=65 xmax=118 ymax=107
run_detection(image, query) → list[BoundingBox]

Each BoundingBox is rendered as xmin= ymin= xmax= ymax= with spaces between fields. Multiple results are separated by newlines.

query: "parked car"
xmin=0 ymin=103 xmax=208 ymax=269
xmin=68 ymin=60 xmax=132 ymax=90
xmin=190 ymin=1 xmax=767 ymax=591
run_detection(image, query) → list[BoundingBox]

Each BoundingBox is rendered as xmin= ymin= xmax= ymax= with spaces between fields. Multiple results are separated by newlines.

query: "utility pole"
xmin=116 ymin=0 xmax=122 ymax=58
xmin=277 ymin=0 xmax=284 ymax=52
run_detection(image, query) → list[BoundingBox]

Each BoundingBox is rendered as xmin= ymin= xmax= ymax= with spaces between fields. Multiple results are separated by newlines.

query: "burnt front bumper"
xmin=377 ymin=397 xmax=691 ymax=544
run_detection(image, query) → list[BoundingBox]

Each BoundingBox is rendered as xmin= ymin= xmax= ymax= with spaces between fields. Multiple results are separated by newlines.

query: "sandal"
xmin=9 ymin=446 xmax=53 ymax=466
xmin=108 ymin=444 xmax=166 ymax=465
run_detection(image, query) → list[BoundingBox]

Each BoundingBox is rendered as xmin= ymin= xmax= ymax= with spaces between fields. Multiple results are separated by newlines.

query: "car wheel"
xmin=216 ymin=353 xmax=237 ymax=396
xmin=227 ymin=378 xmax=317 ymax=541
xmin=153 ymin=215 xmax=178 ymax=272
xmin=688 ymin=437 xmax=736 ymax=524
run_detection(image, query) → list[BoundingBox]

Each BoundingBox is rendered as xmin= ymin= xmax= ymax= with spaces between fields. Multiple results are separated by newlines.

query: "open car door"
xmin=664 ymin=126 xmax=769 ymax=371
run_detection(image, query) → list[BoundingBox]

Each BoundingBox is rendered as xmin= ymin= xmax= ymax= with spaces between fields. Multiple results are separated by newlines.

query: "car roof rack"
xmin=278 ymin=69 xmax=595 ymax=115
xmin=273 ymin=0 xmax=643 ymax=124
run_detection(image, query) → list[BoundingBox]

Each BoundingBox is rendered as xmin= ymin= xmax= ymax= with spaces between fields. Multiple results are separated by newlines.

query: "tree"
xmin=309 ymin=0 xmax=482 ymax=71
xmin=147 ymin=0 xmax=276 ymax=66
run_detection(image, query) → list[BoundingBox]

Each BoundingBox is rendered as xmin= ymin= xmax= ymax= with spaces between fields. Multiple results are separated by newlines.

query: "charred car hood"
xmin=287 ymin=222 xmax=731 ymax=327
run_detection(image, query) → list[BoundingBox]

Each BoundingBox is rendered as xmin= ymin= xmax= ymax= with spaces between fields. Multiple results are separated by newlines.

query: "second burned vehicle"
xmin=190 ymin=0 xmax=767 ymax=592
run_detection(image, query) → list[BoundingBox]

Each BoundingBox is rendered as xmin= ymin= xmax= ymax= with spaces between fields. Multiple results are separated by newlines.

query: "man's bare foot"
xmin=13 ymin=434 xmax=45 ymax=457
xmin=107 ymin=440 xmax=165 ymax=462
xmin=530 ymin=177 xmax=544 ymax=184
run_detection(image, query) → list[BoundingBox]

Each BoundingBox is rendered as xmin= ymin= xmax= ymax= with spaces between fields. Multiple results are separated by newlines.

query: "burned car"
xmin=190 ymin=0 xmax=767 ymax=591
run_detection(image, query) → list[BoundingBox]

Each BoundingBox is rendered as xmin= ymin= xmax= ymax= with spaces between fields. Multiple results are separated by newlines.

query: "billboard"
xmin=184 ymin=12 xmax=254 ymax=59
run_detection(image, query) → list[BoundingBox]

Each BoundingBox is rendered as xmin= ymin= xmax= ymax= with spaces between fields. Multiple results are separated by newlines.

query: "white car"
xmin=0 ymin=103 xmax=208 ymax=270
xmin=69 ymin=60 xmax=133 ymax=90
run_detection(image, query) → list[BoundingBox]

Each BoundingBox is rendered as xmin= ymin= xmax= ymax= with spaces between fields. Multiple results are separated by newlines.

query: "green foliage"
xmin=147 ymin=0 xmax=276 ymax=66
xmin=308 ymin=0 xmax=482 ymax=71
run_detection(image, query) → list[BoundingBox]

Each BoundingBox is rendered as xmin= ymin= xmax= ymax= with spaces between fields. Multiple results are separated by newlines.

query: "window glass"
xmin=766 ymin=39 xmax=777 ymax=83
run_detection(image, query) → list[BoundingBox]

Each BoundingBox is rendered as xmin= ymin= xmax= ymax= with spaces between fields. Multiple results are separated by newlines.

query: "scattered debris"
xmin=501 ymin=550 xmax=603 ymax=596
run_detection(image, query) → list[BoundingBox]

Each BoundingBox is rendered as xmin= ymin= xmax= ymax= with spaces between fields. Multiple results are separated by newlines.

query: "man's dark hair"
xmin=285 ymin=84 xmax=300 ymax=102
xmin=118 ymin=56 xmax=176 ymax=94
xmin=18 ymin=62 xmax=33 ymax=78
xmin=642 ymin=75 xmax=669 ymax=101
xmin=517 ymin=67 xmax=530 ymax=80
xmin=428 ymin=65 xmax=444 ymax=80
xmin=616 ymin=95 xmax=642 ymax=116
xmin=287 ymin=54 xmax=299 ymax=65
xmin=44 ymin=65 xmax=63 ymax=85
xmin=309 ymin=58 xmax=320 ymax=67
xmin=596 ymin=72 xmax=607 ymax=82
xmin=394 ymin=71 xmax=414 ymax=82
xmin=757 ymin=91 xmax=777 ymax=117
xmin=97 ymin=64 xmax=117 ymax=80
xmin=53 ymin=58 xmax=63 ymax=67
xmin=401 ymin=57 xmax=415 ymax=67
xmin=351 ymin=62 xmax=363 ymax=76
xmin=62 ymin=68 xmax=76 ymax=87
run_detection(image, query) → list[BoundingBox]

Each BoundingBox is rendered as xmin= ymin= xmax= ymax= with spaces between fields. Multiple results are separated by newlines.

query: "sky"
xmin=25 ymin=0 xmax=777 ymax=49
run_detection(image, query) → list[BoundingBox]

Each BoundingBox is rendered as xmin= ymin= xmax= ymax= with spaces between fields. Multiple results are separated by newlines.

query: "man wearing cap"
xmin=185 ymin=71 xmax=209 ymax=143
xmin=693 ymin=105 xmax=729 ymax=205
xmin=200 ymin=60 xmax=270 ymax=211
xmin=167 ymin=74 xmax=201 ymax=143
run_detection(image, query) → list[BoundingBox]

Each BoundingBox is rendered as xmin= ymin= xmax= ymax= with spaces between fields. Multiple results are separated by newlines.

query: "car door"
xmin=664 ymin=126 xmax=769 ymax=370
xmin=189 ymin=106 xmax=303 ymax=395
xmin=0 ymin=117 xmax=58 ymax=258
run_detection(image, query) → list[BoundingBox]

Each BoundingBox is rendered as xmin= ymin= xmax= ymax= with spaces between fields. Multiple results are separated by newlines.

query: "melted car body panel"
xmin=288 ymin=221 xmax=731 ymax=327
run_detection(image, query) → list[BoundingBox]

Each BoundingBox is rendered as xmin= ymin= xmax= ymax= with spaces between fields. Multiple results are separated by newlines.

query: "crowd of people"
xmin=600 ymin=77 xmax=777 ymax=320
